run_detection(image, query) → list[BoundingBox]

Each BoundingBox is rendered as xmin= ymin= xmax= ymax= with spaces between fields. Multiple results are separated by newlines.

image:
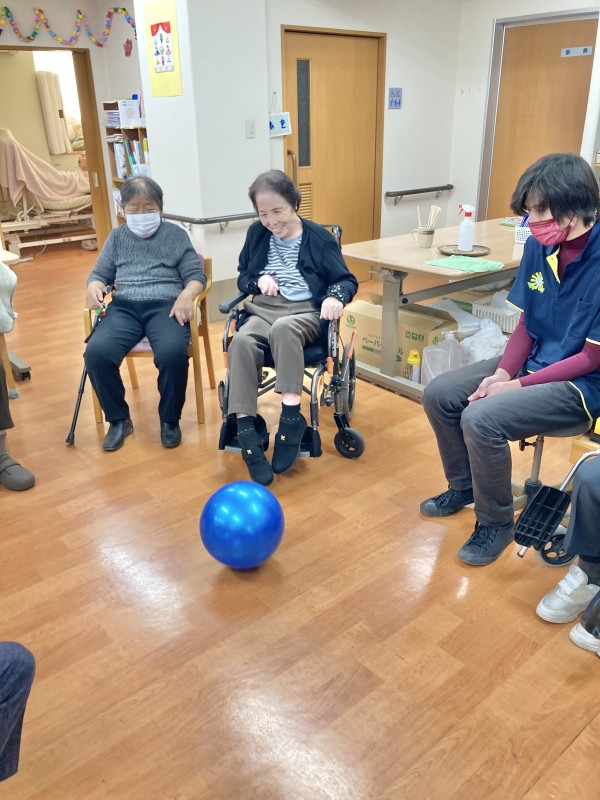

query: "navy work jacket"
xmin=507 ymin=222 xmax=600 ymax=417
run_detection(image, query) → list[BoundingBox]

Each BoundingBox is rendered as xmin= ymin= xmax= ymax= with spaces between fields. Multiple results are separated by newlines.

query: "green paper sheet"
xmin=424 ymin=255 xmax=504 ymax=273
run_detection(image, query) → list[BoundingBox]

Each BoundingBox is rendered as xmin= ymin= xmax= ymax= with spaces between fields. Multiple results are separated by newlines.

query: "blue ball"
xmin=200 ymin=481 xmax=284 ymax=569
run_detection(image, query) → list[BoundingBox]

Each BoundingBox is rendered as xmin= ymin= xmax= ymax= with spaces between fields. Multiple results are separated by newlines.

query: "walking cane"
xmin=65 ymin=294 xmax=109 ymax=446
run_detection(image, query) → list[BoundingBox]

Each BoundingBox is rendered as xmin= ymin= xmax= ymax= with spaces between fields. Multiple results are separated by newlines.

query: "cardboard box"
xmin=343 ymin=299 xmax=458 ymax=375
xmin=440 ymin=290 xmax=495 ymax=314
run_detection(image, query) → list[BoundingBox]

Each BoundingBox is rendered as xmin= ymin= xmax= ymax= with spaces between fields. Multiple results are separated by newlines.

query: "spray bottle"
xmin=457 ymin=204 xmax=476 ymax=252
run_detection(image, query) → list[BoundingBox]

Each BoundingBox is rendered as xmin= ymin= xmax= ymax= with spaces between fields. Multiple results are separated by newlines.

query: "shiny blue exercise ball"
xmin=200 ymin=481 xmax=285 ymax=569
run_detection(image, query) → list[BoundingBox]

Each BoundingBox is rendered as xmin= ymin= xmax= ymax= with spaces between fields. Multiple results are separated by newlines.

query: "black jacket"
xmin=237 ymin=218 xmax=358 ymax=306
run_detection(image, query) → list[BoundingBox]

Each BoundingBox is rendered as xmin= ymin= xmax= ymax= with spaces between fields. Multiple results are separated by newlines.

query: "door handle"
xmin=287 ymin=149 xmax=298 ymax=187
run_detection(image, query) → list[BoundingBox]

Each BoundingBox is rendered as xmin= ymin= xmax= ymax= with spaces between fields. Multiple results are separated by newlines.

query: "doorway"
xmin=480 ymin=15 xmax=598 ymax=219
xmin=0 ymin=45 xmax=111 ymax=251
xmin=282 ymin=27 xmax=385 ymax=281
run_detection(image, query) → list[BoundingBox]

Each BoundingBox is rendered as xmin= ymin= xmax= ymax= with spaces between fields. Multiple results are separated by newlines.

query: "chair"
xmin=84 ymin=257 xmax=216 ymax=425
xmin=217 ymin=226 xmax=365 ymax=460
xmin=0 ymin=333 xmax=18 ymax=399
xmin=509 ymin=421 xmax=593 ymax=566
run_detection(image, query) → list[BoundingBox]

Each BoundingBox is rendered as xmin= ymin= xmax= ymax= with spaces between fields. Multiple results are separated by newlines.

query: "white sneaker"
xmin=536 ymin=565 xmax=600 ymax=623
xmin=569 ymin=623 xmax=600 ymax=653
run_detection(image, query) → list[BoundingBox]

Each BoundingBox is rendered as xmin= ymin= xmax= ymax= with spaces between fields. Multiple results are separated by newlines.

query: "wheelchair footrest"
xmin=513 ymin=485 xmax=571 ymax=550
xmin=218 ymin=414 xmax=269 ymax=452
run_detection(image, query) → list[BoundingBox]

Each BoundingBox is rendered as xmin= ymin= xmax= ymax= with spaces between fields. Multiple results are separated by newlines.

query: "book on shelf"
xmin=113 ymin=143 xmax=128 ymax=179
xmin=112 ymin=189 xmax=123 ymax=217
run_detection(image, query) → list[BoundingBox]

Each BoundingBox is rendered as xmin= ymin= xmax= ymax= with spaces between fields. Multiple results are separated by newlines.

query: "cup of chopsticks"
xmin=414 ymin=205 xmax=442 ymax=248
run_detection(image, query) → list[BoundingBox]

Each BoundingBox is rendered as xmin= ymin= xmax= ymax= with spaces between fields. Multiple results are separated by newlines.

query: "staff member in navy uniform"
xmin=419 ymin=153 xmax=600 ymax=566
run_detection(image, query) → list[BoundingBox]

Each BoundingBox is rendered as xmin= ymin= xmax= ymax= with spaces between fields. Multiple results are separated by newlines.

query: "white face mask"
xmin=126 ymin=212 xmax=161 ymax=238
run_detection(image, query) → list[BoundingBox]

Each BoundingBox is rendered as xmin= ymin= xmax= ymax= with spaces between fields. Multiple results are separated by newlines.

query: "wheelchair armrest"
xmin=219 ymin=292 xmax=248 ymax=315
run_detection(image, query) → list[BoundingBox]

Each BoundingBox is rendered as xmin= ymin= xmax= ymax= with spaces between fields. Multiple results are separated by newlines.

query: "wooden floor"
xmin=2 ymin=244 xmax=598 ymax=800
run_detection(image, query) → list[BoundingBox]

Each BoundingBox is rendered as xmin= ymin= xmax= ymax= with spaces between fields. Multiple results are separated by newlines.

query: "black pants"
xmin=0 ymin=363 xmax=13 ymax=431
xmin=84 ymin=298 xmax=190 ymax=424
xmin=0 ymin=643 xmax=35 ymax=782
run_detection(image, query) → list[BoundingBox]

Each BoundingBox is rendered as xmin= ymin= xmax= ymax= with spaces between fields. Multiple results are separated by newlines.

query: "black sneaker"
xmin=420 ymin=487 xmax=474 ymax=517
xmin=457 ymin=522 xmax=514 ymax=566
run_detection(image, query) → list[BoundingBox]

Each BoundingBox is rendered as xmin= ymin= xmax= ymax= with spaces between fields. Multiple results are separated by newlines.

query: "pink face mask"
xmin=528 ymin=218 xmax=572 ymax=246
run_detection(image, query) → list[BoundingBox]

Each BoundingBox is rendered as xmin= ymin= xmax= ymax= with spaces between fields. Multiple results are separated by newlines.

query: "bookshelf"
xmin=102 ymin=99 xmax=150 ymax=222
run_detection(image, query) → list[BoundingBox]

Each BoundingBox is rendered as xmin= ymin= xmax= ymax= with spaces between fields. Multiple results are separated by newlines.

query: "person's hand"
xmin=86 ymin=281 xmax=106 ymax=310
xmin=320 ymin=297 xmax=344 ymax=320
xmin=257 ymin=274 xmax=279 ymax=296
xmin=468 ymin=368 xmax=513 ymax=403
xmin=169 ymin=292 xmax=194 ymax=325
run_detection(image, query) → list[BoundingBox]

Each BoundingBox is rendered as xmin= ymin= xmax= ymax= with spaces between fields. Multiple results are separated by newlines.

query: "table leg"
xmin=381 ymin=270 xmax=405 ymax=376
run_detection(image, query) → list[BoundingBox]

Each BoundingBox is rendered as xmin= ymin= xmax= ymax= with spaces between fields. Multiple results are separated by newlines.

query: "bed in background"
xmin=0 ymin=128 xmax=96 ymax=255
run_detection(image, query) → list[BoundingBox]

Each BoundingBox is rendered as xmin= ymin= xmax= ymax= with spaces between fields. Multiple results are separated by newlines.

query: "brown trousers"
xmin=227 ymin=294 xmax=321 ymax=417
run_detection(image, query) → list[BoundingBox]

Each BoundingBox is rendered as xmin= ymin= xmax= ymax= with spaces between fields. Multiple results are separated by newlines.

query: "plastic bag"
xmin=422 ymin=333 xmax=470 ymax=386
xmin=460 ymin=318 xmax=507 ymax=362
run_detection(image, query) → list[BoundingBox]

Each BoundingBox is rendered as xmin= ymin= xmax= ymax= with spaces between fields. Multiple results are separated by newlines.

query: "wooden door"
xmin=487 ymin=18 xmax=597 ymax=220
xmin=73 ymin=50 xmax=112 ymax=249
xmin=283 ymin=30 xmax=383 ymax=281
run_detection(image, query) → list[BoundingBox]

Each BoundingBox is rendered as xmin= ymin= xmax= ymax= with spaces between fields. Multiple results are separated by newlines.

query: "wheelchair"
xmin=217 ymin=225 xmax=365 ymax=462
xmin=513 ymin=450 xmax=599 ymax=568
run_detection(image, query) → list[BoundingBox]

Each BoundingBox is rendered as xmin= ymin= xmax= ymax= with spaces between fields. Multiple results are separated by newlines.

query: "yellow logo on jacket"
xmin=527 ymin=272 xmax=545 ymax=293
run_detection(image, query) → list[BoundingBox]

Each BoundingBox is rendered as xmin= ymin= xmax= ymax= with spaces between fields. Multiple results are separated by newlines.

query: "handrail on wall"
xmin=162 ymin=211 xmax=256 ymax=232
xmin=385 ymin=183 xmax=454 ymax=205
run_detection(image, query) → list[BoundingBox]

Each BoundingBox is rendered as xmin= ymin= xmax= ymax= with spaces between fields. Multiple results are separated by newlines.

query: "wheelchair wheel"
xmin=337 ymin=344 xmax=357 ymax=420
xmin=334 ymin=427 xmax=365 ymax=459
xmin=218 ymin=380 xmax=226 ymax=414
xmin=535 ymin=528 xmax=576 ymax=568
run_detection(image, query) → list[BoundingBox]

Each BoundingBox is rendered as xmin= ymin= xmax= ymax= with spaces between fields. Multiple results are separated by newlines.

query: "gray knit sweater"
xmin=87 ymin=221 xmax=206 ymax=302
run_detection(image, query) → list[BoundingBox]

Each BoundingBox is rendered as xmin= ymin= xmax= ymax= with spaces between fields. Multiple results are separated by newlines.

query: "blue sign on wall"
xmin=388 ymin=87 xmax=403 ymax=109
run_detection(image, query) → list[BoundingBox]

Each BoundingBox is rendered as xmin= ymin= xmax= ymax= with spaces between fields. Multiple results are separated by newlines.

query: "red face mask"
xmin=528 ymin=218 xmax=571 ymax=246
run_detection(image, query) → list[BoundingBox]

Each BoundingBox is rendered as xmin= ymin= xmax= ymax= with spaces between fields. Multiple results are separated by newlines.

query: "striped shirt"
xmin=262 ymin=233 xmax=312 ymax=301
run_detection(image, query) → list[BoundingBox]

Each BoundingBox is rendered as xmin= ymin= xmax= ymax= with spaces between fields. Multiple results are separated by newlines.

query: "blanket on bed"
xmin=0 ymin=128 xmax=90 ymax=206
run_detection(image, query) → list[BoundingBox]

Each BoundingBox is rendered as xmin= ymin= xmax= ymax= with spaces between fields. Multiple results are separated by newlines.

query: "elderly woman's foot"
xmin=0 ymin=451 xmax=35 ymax=491
xmin=103 ymin=418 xmax=134 ymax=451
xmin=272 ymin=404 xmax=307 ymax=475
xmin=237 ymin=417 xmax=273 ymax=486
xmin=161 ymin=422 xmax=182 ymax=448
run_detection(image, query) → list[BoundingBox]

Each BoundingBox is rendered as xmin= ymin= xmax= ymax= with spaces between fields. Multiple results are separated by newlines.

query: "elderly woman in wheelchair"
xmin=219 ymin=169 xmax=358 ymax=486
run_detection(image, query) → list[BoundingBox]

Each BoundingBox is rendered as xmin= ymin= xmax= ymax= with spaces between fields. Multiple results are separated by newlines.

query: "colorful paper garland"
xmin=0 ymin=7 xmax=136 ymax=47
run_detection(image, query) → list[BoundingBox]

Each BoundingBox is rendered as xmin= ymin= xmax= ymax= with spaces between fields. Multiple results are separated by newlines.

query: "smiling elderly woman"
xmin=227 ymin=169 xmax=358 ymax=486
xmin=84 ymin=176 xmax=206 ymax=452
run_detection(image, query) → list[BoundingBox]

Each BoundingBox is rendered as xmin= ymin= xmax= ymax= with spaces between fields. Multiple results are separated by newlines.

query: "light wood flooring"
xmin=1 ymin=244 xmax=597 ymax=800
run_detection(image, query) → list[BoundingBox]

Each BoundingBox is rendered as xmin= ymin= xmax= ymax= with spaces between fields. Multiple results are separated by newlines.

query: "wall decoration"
xmin=144 ymin=0 xmax=182 ymax=97
xmin=123 ymin=37 xmax=133 ymax=57
xmin=0 ymin=7 xmax=136 ymax=47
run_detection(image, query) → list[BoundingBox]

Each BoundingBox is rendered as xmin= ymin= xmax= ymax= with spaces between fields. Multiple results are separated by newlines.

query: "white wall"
xmin=265 ymin=0 xmax=462 ymax=239
xmin=450 ymin=1 xmax=600 ymax=218
xmin=133 ymin=0 xmax=464 ymax=283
